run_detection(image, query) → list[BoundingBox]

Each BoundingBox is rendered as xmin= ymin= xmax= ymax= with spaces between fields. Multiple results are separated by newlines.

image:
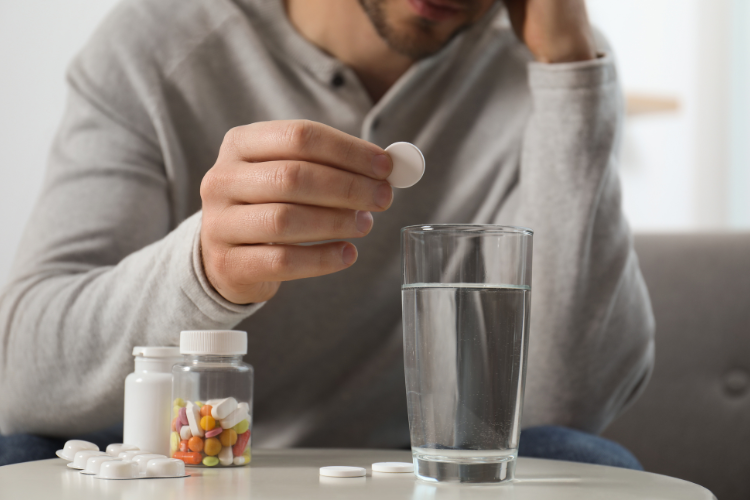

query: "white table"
xmin=0 ymin=448 xmax=715 ymax=499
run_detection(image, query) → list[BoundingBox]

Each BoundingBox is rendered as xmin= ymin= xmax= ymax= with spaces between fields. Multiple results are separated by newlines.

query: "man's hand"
xmin=503 ymin=0 xmax=597 ymax=63
xmin=200 ymin=120 xmax=393 ymax=305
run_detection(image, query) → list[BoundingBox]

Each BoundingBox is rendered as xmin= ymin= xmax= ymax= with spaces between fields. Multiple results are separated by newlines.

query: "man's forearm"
xmin=0 ymin=212 xmax=261 ymax=436
xmin=517 ymin=54 xmax=655 ymax=433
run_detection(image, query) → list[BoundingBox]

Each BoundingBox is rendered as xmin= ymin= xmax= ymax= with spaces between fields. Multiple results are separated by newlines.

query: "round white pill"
xmin=97 ymin=460 xmax=138 ymax=479
xmin=81 ymin=456 xmax=119 ymax=475
xmin=132 ymin=453 xmax=167 ymax=474
xmin=56 ymin=440 xmax=98 ymax=461
xmin=233 ymin=456 xmax=246 ymax=466
xmin=319 ymin=466 xmax=366 ymax=478
xmin=145 ymin=458 xmax=185 ymax=478
xmin=105 ymin=443 xmax=138 ymax=457
xmin=372 ymin=462 xmax=414 ymax=473
xmin=385 ymin=142 xmax=425 ymax=188
xmin=68 ymin=450 xmax=107 ymax=469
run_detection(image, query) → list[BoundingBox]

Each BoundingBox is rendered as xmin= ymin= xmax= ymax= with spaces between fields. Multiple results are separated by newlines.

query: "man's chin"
xmin=383 ymin=24 xmax=456 ymax=59
xmin=359 ymin=0 xmax=468 ymax=60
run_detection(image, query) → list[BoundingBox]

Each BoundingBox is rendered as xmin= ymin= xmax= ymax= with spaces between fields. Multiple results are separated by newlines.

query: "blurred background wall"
xmin=1 ymin=0 xmax=749 ymax=283
xmin=588 ymin=0 xmax=750 ymax=231
xmin=0 ymin=0 xmax=121 ymax=282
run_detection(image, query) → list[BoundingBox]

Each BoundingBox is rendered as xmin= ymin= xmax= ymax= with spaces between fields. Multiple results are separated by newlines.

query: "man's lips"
xmin=407 ymin=0 xmax=466 ymax=22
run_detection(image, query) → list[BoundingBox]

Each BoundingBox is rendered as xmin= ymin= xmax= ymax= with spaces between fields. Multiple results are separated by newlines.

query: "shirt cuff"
xmin=177 ymin=211 xmax=265 ymax=323
xmin=528 ymin=52 xmax=617 ymax=90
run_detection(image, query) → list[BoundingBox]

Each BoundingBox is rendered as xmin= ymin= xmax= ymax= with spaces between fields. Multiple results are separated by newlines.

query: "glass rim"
xmin=401 ymin=224 xmax=533 ymax=236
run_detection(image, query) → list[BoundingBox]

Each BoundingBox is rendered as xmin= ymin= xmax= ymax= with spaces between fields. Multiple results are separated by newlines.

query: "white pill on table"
xmin=180 ymin=425 xmax=192 ymax=440
xmin=372 ymin=462 xmax=414 ymax=473
xmin=145 ymin=458 xmax=185 ymax=478
xmin=132 ymin=454 xmax=167 ymax=474
xmin=186 ymin=401 xmax=204 ymax=437
xmin=56 ymin=440 xmax=99 ymax=461
xmin=68 ymin=450 xmax=107 ymax=469
xmin=385 ymin=142 xmax=425 ymax=189
xmin=118 ymin=450 xmax=155 ymax=461
xmin=211 ymin=397 xmax=238 ymax=420
xmin=320 ymin=466 xmax=366 ymax=478
xmin=220 ymin=407 xmax=249 ymax=429
xmin=105 ymin=443 xmax=138 ymax=457
xmin=97 ymin=460 xmax=138 ymax=479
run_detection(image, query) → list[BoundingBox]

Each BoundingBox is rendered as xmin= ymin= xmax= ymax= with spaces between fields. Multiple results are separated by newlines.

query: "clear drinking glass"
xmin=402 ymin=225 xmax=533 ymax=483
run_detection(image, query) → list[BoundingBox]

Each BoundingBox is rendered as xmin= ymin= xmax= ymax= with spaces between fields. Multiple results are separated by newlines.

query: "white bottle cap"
xmin=385 ymin=142 xmax=425 ymax=188
xmin=180 ymin=330 xmax=247 ymax=355
xmin=132 ymin=346 xmax=181 ymax=358
xmin=319 ymin=466 xmax=366 ymax=478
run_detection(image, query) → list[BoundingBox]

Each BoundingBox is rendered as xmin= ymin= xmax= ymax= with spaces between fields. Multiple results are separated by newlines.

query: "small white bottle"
xmin=124 ymin=346 xmax=181 ymax=456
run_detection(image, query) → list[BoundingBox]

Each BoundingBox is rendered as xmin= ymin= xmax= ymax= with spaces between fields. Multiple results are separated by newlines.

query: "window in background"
xmin=588 ymin=0 xmax=750 ymax=231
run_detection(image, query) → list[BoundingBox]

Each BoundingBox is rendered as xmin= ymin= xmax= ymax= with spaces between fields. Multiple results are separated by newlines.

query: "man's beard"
xmin=358 ymin=0 xmax=475 ymax=60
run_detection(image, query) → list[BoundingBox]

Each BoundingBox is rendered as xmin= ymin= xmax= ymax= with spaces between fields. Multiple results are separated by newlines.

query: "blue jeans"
xmin=0 ymin=425 xmax=642 ymax=470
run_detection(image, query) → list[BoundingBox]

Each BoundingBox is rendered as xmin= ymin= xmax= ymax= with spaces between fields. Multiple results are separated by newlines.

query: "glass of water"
xmin=401 ymin=225 xmax=533 ymax=483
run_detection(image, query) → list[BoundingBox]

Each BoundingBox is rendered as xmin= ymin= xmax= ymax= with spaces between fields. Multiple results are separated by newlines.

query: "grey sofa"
xmin=603 ymin=232 xmax=750 ymax=500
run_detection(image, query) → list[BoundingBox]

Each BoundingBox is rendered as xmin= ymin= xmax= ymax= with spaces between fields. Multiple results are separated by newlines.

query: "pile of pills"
xmin=319 ymin=462 xmax=414 ymax=477
xmin=170 ymin=397 xmax=251 ymax=467
xmin=55 ymin=440 xmax=188 ymax=480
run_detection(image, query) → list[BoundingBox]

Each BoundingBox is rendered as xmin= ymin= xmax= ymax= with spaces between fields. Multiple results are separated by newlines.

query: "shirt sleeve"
xmin=515 ymin=53 xmax=656 ymax=434
xmin=0 ymin=54 xmax=262 ymax=438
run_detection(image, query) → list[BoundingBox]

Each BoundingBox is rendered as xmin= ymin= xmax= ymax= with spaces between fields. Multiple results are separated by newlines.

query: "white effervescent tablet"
xmin=320 ymin=466 xmax=366 ymax=478
xmin=97 ymin=460 xmax=138 ymax=479
xmin=132 ymin=454 xmax=167 ymax=474
xmin=81 ymin=456 xmax=118 ymax=475
xmin=145 ymin=458 xmax=185 ymax=478
xmin=68 ymin=450 xmax=107 ymax=469
xmin=56 ymin=440 xmax=98 ymax=461
xmin=106 ymin=443 xmax=138 ymax=457
xmin=385 ymin=142 xmax=425 ymax=188
xmin=372 ymin=462 xmax=414 ymax=473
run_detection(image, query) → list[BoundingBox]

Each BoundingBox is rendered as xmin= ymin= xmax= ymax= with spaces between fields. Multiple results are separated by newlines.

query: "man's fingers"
xmin=209 ymin=204 xmax=373 ymax=245
xmin=217 ymin=241 xmax=358 ymax=283
xmin=220 ymin=120 xmax=393 ymax=180
xmin=203 ymin=160 xmax=393 ymax=211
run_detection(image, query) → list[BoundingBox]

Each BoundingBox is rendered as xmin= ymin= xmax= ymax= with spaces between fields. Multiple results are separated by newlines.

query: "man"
xmin=0 ymin=0 xmax=653 ymax=467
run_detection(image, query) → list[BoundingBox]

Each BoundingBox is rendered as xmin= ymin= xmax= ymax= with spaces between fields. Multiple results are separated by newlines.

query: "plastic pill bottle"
xmin=171 ymin=330 xmax=253 ymax=467
xmin=124 ymin=346 xmax=182 ymax=456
